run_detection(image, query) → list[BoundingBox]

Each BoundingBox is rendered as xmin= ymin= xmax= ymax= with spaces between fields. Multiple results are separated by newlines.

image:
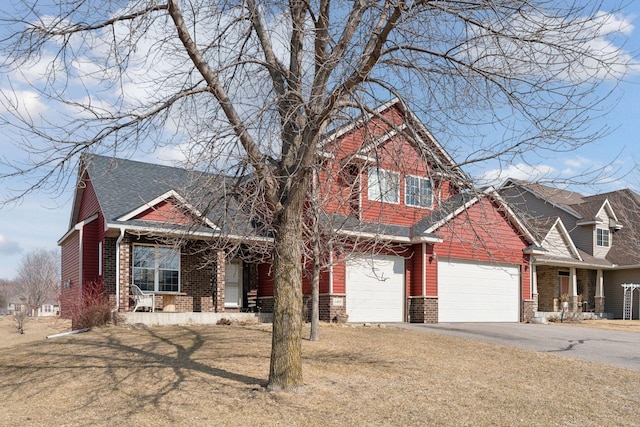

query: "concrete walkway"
xmin=393 ymin=322 xmax=640 ymax=371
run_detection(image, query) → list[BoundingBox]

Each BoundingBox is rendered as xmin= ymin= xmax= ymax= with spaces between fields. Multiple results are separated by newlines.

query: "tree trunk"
xmin=267 ymin=198 xmax=305 ymax=391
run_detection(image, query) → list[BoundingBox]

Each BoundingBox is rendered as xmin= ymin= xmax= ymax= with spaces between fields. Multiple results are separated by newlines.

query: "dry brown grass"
xmin=1 ymin=316 xmax=639 ymax=426
xmin=551 ymin=319 xmax=640 ymax=333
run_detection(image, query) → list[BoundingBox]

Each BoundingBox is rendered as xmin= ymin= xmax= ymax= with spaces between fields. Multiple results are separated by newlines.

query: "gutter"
xmin=106 ymin=222 xmax=274 ymax=244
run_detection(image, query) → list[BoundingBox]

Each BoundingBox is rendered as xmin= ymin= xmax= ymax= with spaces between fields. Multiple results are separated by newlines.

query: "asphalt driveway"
xmin=394 ymin=322 xmax=640 ymax=371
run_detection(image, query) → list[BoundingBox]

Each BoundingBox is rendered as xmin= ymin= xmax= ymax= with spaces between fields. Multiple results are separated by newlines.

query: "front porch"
xmin=122 ymin=311 xmax=272 ymax=326
xmin=532 ymin=311 xmax=610 ymax=322
xmin=533 ymin=265 xmax=609 ymax=317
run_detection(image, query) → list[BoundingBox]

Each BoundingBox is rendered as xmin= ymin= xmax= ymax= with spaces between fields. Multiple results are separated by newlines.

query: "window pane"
xmin=158 ymin=247 xmax=179 ymax=269
xmin=382 ymin=171 xmax=399 ymax=203
xmin=133 ymin=268 xmax=155 ymax=291
xmin=597 ymin=229 xmax=610 ymax=247
xmin=368 ymin=168 xmax=381 ymax=201
xmin=368 ymin=168 xmax=398 ymax=203
xmin=420 ymin=178 xmax=432 ymax=205
xmin=133 ymin=246 xmax=154 ymax=268
xmin=405 ymin=175 xmax=432 ymax=207
xmin=159 ymin=270 xmax=179 ymax=292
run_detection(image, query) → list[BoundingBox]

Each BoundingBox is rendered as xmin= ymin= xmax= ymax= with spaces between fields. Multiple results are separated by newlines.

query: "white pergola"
xmin=621 ymin=284 xmax=640 ymax=320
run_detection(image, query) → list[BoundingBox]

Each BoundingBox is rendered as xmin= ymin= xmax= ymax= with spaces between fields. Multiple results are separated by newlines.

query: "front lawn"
xmin=1 ymin=317 xmax=638 ymax=426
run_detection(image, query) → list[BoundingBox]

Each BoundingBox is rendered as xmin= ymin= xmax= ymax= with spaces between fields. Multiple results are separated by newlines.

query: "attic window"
xmin=596 ymin=228 xmax=610 ymax=247
xmin=368 ymin=167 xmax=399 ymax=203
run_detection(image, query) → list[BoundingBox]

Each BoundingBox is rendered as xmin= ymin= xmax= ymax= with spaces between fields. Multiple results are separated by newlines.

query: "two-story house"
xmin=60 ymin=99 xmax=540 ymax=324
xmin=500 ymin=179 xmax=640 ymax=319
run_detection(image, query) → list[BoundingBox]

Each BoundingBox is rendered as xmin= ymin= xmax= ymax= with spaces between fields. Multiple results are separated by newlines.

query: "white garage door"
xmin=438 ymin=259 xmax=520 ymax=322
xmin=346 ymin=255 xmax=404 ymax=322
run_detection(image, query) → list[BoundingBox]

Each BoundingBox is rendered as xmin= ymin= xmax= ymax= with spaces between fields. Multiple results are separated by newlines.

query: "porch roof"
xmin=533 ymin=250 xmax=615 ymax=269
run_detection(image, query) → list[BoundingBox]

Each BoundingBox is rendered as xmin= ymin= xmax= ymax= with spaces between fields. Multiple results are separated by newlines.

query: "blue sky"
xmin=1 ymin=3 xmax=640 ymax=280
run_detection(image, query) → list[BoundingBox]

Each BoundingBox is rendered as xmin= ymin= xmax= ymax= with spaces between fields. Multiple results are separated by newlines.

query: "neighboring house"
xmin=59 ymin=99 xmax=540 ymax=324
xmin=500 ymin=179 xmax=640 ymax=319
xmin=37 ymin=302 xmax=60 ymax=317
xmin=7 ymin=302 xmax=59 ymax=317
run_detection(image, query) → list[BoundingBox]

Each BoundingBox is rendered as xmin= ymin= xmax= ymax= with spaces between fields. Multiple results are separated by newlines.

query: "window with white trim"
xmin=596 ymin=228 xmax=610 ymax=247
xmin=98 ymin=241 xmax=103 ymax=276
xmin=133 ymin=245 xmax=180 ymax=292
xmin=368 ymin=167 xmax=399 ymax=203
xmin=405 ymin=175 xmax=433 ymax=208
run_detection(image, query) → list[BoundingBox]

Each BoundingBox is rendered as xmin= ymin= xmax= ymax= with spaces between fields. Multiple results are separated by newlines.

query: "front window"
xmin=368 ymin=167 xmax=399 ymax=203
xmin=596 ymin=228 xmax=610 ymax=247
xmin=405 ymin=175 xmax=433 ymax=208
xmin=133 ymin=245 xmax=180 ymax=292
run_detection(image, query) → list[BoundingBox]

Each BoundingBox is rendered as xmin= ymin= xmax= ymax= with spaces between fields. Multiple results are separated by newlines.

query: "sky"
xmin=1 ymin=2 xmax=640 ymax=280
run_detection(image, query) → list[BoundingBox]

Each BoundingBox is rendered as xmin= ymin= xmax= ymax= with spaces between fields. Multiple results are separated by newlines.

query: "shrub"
xmin=71 ymin=279 xmax=116 ymax=330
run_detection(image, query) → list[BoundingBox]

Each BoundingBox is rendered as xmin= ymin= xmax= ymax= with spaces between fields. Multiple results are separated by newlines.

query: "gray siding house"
xmin=500 ymin=180 xmax=640 ymax=319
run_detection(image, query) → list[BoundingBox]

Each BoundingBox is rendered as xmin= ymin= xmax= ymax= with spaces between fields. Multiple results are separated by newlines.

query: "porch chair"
xmin=130 ymin=284 xmax=154 ymax=312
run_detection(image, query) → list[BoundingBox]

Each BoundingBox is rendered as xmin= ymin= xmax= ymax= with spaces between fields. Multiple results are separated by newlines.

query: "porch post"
xmin=569 ymin=267 xmax=578 ymax=312
xmin=118 ymin=235 xmax=131 ymax=312
xmin=531 ymin=264 xmax=538 ymax=298
xmin=595 ymin=269 xmax=605 ymax=313
xmin=213 ymin=251 xmax=226 ymax=312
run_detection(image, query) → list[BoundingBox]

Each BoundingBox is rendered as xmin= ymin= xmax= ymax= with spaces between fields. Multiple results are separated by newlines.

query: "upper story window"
xmin=405 ymin=175 xmax=433 ymax=208
xmin=596 ymin=228 xmax=610 ymax=247
xmin=368 ymin=167 xmax=399 ymax=203
xmin=133 ymin=245 xmax=180 ymax=292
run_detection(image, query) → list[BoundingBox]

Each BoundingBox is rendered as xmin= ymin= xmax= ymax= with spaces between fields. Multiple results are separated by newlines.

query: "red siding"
xmin=332 ymin=259 xmax=346 ymax=294
xmin=431 ymin=198 xmax=531 ymax=297
xmin=134 ymin=199 xmax=192 ymax=224
xmin=82 ymin=219 xmax=101 ymax=285
xmin=426 ymin=245 xmax=438 ymax=297
xmin=319 ymin=104 xmax=458 ymax=228
xmin=409 ymin=244 xmax=423 ymax=297
xmin=60 ymin=232 xmax=80 ymax=318
xmin=78 ymin=176 xmax=101 ymax=222
xmin=258 ymin=263 xmax=274 ymax=296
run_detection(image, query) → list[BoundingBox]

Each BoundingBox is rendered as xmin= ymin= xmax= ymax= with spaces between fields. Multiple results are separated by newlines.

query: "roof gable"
xmin=542 ymin=218 xmax=582 ymax=261
xmin=117 ymin=189 xmax=219 ymax=230
xmin=324 ymin=98 xmax=467 ymax=185
xmin=413 ymin=187 xmax=539 ymax=246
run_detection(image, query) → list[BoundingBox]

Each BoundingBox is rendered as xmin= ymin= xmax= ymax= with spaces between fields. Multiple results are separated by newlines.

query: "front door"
xmin=224 ymin=260 xmax=242 ymax=308
xmin=560 ymin=274 xmax=569 ymax=296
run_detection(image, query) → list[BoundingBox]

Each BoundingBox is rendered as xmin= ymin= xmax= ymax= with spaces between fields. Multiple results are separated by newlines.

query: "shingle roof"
xmin=411 ymin=192 xmax=476 ymax=235
xmin=320 ymin=213 xmax=414 ymax=240
xmin=584 ymin=189 xmax=640 ymax=266
xmin=505 ymin=180 xmax=640 ymax=267
xmin=507 ymin=179 xmax=585 ymax=217
xmin=83 ymin=155 xmax=262 ymax=238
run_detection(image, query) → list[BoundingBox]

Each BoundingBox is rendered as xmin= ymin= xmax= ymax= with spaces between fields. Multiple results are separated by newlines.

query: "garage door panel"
xmin=346 ymin=255 xmax=404 ymax=323
xmin=438 ymin=259 xmax=519 ymax=322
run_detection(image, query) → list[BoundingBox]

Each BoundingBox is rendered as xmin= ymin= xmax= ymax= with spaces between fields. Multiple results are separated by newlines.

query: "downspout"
xmin=329 ymin=242 xmax=334 ymax=294
xmin=422 ymin=243 xmax=426 ymax=297
xmin=113 ymin=228 xmax=126 ymax=313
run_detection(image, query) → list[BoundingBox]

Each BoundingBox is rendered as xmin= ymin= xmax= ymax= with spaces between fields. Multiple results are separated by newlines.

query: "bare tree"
xmin=14 ymin=249 xmax=60 ymax=318
xmin=0 ymin=1 xmax=634 ymax=390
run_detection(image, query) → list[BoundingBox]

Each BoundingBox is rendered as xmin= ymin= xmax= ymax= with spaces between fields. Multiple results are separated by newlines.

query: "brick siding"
xmin=409 ymin=296 xmax=438 ymax=323
xmin=522 ymin=298 xmax=537 ymax=322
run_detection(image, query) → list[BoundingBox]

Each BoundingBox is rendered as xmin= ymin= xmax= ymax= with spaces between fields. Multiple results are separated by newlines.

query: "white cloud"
xmin=463 ymin=10 xmax=640 ymax=82
xmin=0 ymin=88 xmax=47 ymax=117
xmin=476 ymin=163 xmax=557 ymax=187
xmin=0 ymin=233 xmax=23 ymax=256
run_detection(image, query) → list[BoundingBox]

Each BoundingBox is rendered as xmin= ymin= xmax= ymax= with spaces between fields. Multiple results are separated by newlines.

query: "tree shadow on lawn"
xmin=0 ymin=325 xmax=268 ymax=420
